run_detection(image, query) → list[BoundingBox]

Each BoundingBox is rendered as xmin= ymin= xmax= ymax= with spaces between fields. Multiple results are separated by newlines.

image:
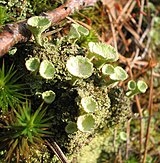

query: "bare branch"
xmin=0 ymin=0 xmax=98 ymax=57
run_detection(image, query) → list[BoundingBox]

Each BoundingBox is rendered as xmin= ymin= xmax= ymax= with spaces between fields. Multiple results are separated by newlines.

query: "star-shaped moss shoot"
xmin=88 ymin=42 xmax=119 ymax=62
xmin=126 ymin=80 xmax=148 ymax=97
xmin=66 ymin=56 xmax=93 ymax=79
xmin=27 ymin=16 xmax=51 ymax=46
xmin=81 ymin=96 xmax=97 ymax=113
xmin=65 ymin=122 xmax=78 ymax=134
xmin=42 ymin=90 xmax=56 ymax=104
xmin=77 ymin=114 xmax=95 ymax=132
xmin=25 ymin=57 xmax=40 ymax=72
xmin=39 ymin=60 xmax=55 ymax=79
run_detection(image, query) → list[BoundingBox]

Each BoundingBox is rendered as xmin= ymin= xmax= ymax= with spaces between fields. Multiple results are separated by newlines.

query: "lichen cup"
xmin=66 ymin=56 xmax=93 ymax=79
xmin=77 ymin=114 xmax=95 ymax=132
xmin=27 ymin=16 xmax=51 ymax=46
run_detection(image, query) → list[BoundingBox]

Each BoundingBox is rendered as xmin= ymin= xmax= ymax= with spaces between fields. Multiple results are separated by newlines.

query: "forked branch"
xmin=0 ymin=0 xmax=98 ymax=57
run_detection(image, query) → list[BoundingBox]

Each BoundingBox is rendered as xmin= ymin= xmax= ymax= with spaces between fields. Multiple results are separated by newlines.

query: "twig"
xmin=137 ymin=0 xmax=145 ymax=34
xmin=135 ymin=95 xmax=143 ymax=160
xmin=126 ymin=119 xmax=131 ymax=160
xmin=107 ymin=8 xmax=117 ymax=51
xmin=0 ymin=0 xmax=98 ymax=57
xmin=142 ymin=67 xmax=154 ymax=163
xmin=128 ymin=65 xmax=143 ymax=160
xmin=45 ymin=139 xmax=69 ymax=163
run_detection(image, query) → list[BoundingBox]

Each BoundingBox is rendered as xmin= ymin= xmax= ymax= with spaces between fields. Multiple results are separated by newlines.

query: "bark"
xmin=0 ymin=0 xmax=98 ymax=57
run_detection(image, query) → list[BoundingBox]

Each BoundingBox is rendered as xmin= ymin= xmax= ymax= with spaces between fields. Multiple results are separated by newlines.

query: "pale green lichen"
xmin=10 ymin=28 xmax=131 ymax=162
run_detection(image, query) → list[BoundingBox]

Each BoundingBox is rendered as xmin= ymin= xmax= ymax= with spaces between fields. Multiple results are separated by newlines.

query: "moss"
xmin=9 ymin=34 xmax=131 ymax=162
xmin=108 ymin=87 xmax=131 ymax=126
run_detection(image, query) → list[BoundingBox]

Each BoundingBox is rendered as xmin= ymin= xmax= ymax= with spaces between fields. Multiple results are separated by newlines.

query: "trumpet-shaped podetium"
xmin=102 ymin=64 xmax=115 ymax=76
xmin=27 ymin=16 xmax=51 ymax=46
xmin=81 ymin=96 xmax=97 ymax=113
xmin=25 ymin=57 xmax=40 ymax=72
xmin=69 ymin=23 xmax=89 ymax=39
xmin=77 ymin=114 xmax=95 ymax=132
xmin=66 ymin=56 xmax=93 ymax=79
xmin=126 ymin=80 xmax=148 ymax=97
xmin=39 ymin=60 xmax=55 ymax=79
xmin=42 ymin=90 xmax=56 ymax=104
xmin=127 ymin=80 xmax=136 ymax=90
xmin=65 ymin=122 xmax=78 ymax=134
xmin=88 ymin=42 xmax=119 ymax=62
xmin=110 ymin=66 xmax=128 ymax=81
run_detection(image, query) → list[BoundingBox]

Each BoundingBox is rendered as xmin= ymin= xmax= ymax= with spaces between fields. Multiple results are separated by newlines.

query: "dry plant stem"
xmin=107 ymin=9 xmax=117 ymax=51
xmin=135 ymin=95 xmax=143 ymax=160
xmin=129 ymin=67 xmax=143 ymax=159
xmin=0 ymin=0 xmax=98 ymax=57
xmin=126 ymin=119 xmax=131 ymax=160
xmin=137 ymin=0 xmax=145 ymax=34
xmin=45 ymin=140 xmax=69 ymax=163
xmin=107 ymin=0 xmax=136 ymax=50
xmin=116 ymin=0 xmax=133 ymax=23
xmin=133 ymin=0 xmax=145 ymax=61
xmin=142 ymin=68 xmax=153 ymax=163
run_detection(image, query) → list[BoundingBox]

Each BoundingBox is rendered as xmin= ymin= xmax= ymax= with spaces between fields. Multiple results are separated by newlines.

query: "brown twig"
xmin=126 ymin=119 xmax=131 ymax=160
xmin=142 ymin=66 xmax=154 ymax=163
xmin=135 ymin=95 xmax=143 ymax=160
xmin=0 ymin=0 xmax=98 ymax=57
xmin=45 ymin=139 xmax=69 ymax=163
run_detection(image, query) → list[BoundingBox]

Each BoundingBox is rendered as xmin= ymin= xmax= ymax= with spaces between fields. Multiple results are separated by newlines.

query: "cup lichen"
xmin=77 ymin=114 xmax=95 ymax=132
xmin=25 ymin=57 xmax=40 ymax=72
xmin=27 ymin=16 xmax=51 ymax=46
xmin=39 ymin=60 xmax=55 ymax=79
xmin=66 ymin=56 xmax=93 ymax=79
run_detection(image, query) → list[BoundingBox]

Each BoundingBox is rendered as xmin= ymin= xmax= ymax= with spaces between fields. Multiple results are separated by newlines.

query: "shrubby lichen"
xmin=5 ymin=23 xmax=132 ymax=162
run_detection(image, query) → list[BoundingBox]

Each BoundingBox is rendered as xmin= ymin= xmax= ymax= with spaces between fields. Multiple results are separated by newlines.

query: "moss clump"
xmin=9 ymin=32 xmax=131 ymax=162
xmin=108 ymin=87 xmax=131 ymax=126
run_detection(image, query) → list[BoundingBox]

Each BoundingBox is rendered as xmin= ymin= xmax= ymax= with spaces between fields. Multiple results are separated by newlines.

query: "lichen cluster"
xmin=3 ymin=22 xmax=132 ymax=161
xmin=15 ymin=36 xmax=131 ymax=161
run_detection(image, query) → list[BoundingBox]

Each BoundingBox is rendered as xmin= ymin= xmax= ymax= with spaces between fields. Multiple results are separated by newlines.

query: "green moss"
xmin=8 ymin=32 xmax=131 ymax=162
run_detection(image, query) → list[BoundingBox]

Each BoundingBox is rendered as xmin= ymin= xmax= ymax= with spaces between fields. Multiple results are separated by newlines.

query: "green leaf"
xmin=137 ymin=80 xmax=148 ymax=93
xmin=102 ymin=64 xmax=115 ymax=76
xmin=110 ymin=66 xmax=128 ymax=81
xmin=68 ymin=23 xmax=89 ymax=39
xmin=127 ymin=80 xmax=136 ymax=90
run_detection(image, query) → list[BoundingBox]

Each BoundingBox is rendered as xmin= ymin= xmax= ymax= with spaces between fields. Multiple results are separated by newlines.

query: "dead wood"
xmin=0 ymin=0 xmax=98 ymax=57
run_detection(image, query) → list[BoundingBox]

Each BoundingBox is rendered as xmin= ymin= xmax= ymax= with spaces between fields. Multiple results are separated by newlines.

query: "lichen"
xmin=10 ymin=32 xmax=131 ymax=161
